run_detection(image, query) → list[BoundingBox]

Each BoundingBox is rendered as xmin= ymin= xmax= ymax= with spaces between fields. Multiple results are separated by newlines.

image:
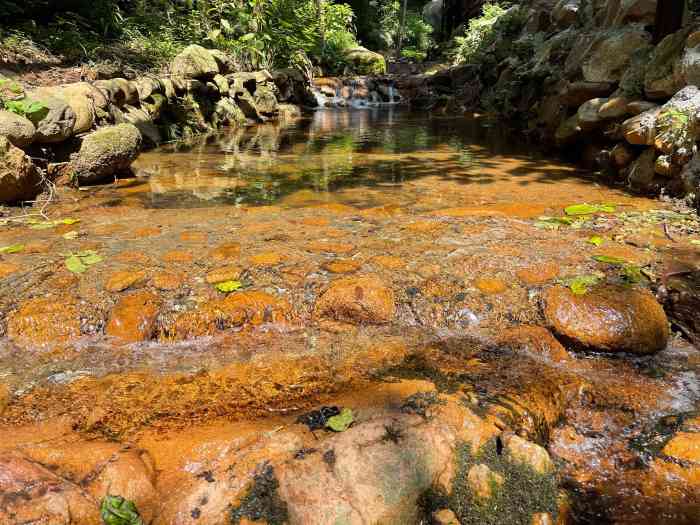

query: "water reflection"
xmin=127 ymin=108 xmax=572 ymax=208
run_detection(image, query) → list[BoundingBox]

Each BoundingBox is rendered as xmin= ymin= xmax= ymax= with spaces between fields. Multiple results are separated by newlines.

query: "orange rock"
xmin=322 ymin=259 xmax=362 ymax=274
xmin=209 ymin=242 xmax=241 ymax=261
xmin=106 ymin=291 xmax=161 ymax=343
xmin=467 ymin=463 xmax=504 ymax=500
xmin=299 ymin=217 xmax=330 ymax=226
xmin=544 ymin=285 xmax=669 ymax=354
xmin=404 ymin=220 xmax=445 ymax=233
xmin=133 ymin=226 xmax=162 ymax=238
xmin=249 ymin=251 xmax=284 ymax=266
xmin=517 ymin=263 xmax=560 ymax=285
xmin=152 ymin=271 xmax=185 ymax=290
xmin=114 ymin=251 xmax=151 ymax=265
xmin=7 ymin=296 xmax=81 ymax=347
xmin=220 ymin=291 xmax=292 ymax=327
xmin=306 ymin=241 xmax=355 ymax=254
xmin=315 ymin=275 xmax=395 ymax=324
xmin=179 ymin=230 xmax=208 ymax=242
xmin=503 ymin=433 xmax=554 ymax=474
xmin=499 ymin=325 xmax=572 ymax=363
xmin=662 ymin=432 xmax=700 ymax=463
xmin=0 ymin=262 xmax=19 ymax=279
xmin=104 ymin=269 xmax=146 ymax=292
xmin=205 ymin=265 xmax=243 ymax=284
xmin=474 ymin=277 xmax=507 ymax=294
xmin=0 ymin=384 xmax=9 ymax=415
xmin=370 ymin=255 xmax=405 ymax=270
xmin=162 ymin=250 xmax=194 ymax=264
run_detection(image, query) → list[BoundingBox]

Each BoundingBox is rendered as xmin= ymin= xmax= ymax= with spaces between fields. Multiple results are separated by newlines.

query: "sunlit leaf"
xmin=592 ymin=255 xmax=627 ymax=265
xmin=215 ymin=280 xmax=243 ymax=293
xmin=61 ymin=218 xmax=80 ymax=225
xmin=565 ymin=274 xmax=601 ymax=295
xmin=587 ymin=235 xmax=604 ymax=247
xmin=326 ymin=408 xmax=354 ymax=432
xmin=0 ymin=244 xmax=24 ymax=254
xmin=65 ymin=255 xmax=87 ymax=273
xmin=691 ymin=240 xmax=700 ymax=245
xmin=564 ymin=203 xmax=616 ymax=216
xmin=82 ymin=253 xmax=104 ymax=266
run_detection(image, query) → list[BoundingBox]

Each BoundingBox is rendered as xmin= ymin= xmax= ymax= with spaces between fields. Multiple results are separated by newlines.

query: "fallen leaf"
xmin=563 ymin=274 xmax=601 ymax=295
xmin=65 ymin=255 xmax=87 ymax=273
xmin=326 ymin=408 xmax=354 ymax=432
xmin=100 ymin=495 xmax=144 ymax=525
xmin=587 ymin=235 xmax=604 ymax=247
xmin=565 ymin=203 xmax=616 ymax=216
xmin=61 ymin=218 xmax=80 ymax=225
xmin=81 ymin=253 xmax=104 ymax=266
xmin=0 ymin=244 xmax=24 ymax=254
xmin=592 ymin=255 xmax=627 ymax=265
xmin=215 ymin=280 xmax=243 ymax=293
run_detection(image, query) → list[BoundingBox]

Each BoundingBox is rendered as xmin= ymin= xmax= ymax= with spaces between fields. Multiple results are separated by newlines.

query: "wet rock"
xmin=531 ymin=512 xmax=554 ymax=525
xmin=627 ymin=147 xmax=657 ymax=192
xmin=209 ymin=242 xmax=241 ymax=261
xmin=577 ymin=98 xmax=609 ymax=130
xmin=214 ymin=97 xmax=246 ymax=127
xmin=0 ymin=135 xmax=42 ymax=204
xmin=499 ymin=325 xmax=572 ymax=364
xmin=254 ymin=83 xmax=279 ymax=117
xmin=502 ymin=433 xmax=554 ymax=475
xmin=554 ymin=115 xmax=581 ymax=145
xmin=322 ymin=259 xmax=362 ymax=274
xmin=467 ymin=463 xmax=504 ymax=500
xmin=597 ymin=96 xmax=630 ymax=119
xmin=0 ymin=109 xmax=36 ymax=147
xmin=106 ymin=290 xmax=161 ymax=343
xmin=559 ymin=81 xmax=615 ymax=107
xmin=343 ymin=47 xmax=387 ymax=75
xmin=0 ymin=384 xmax=9 ymax=415
xmin=152 ymin=271 xmax=185 ymax=291
xmin=654 ymin=155 xmax=680 ymax=177
xmin=171 ymin=45 xmax=219 ymax=79
xmin=474 ymin=277 xmax=507 ymax=294
xmin=662 ymin=431 xmax=700 ymax=463
xmin=662 ymin=270 xmax=700 ymax=346
xmin=0 ymin=442 xmax=157 ymax=525
xmin=71 ymin=123 xmax=142 ymax=184
xmin=104 ymin=269 xmax=146 ymax=292
xmin=315 ymin=274 xmax=396 ymax=324
xmin=205 ymin=264 xmax=243 ymax=284
xmin=625 ymin=100 xmax=657 ymax=115
xmin=433 ymin=508 xmax=461 ymax=525
xmin=544 ymin=284 xmax=669 ymax=354
xmin=622 ymin=106 xmax=662 ymax=145
xmin=610 ymin=142 xmax=635 ymax=168
xmin=7 ymin=296 xmax=81 ymax=347
xmin=581 ymin=27 xmax=652 ymax=84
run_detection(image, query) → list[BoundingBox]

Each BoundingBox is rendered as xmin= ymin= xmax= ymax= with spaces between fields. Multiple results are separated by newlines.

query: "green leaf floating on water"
xmin=564 ymin=274 xmax=601 ymax=295
xmin=215 ymin=280 xmax=243 ymax=293
xmin=592 ymin=255 xmax=627 ymax=265
xmin=65 ymin=255 xmax=87 ymax=273
xmin=0 ymin=244 xmax=24 ymax=254
xmin=565 ymin=203 xmax=616 ymax=216
xmin=100 ymin=495 xmax=144 ymax=525
xmin=587 ymin=235 xmax=604 ymax=247
xmin=81 ymin=253 xmax=104 ymax=265
xmin=622 ymin=265 xmax=644 ymax=284
xmin=326 ymin=408 xmax=354 ymax=432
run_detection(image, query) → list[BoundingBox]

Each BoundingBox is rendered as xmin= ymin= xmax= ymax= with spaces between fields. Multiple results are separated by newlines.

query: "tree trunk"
xmin=397 ymin=0 xmax=408 ymax=59
xmin=654 ymin=0 xmax=686 ymax=44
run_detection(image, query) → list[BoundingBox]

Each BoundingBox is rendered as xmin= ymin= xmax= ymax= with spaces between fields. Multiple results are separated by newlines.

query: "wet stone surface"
xmin=0 ymin=109 xmax=699 ymax=524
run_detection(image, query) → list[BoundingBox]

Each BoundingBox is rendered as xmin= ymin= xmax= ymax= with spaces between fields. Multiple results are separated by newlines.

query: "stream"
xmin=1 ymin=108 xmax=699 ymax=524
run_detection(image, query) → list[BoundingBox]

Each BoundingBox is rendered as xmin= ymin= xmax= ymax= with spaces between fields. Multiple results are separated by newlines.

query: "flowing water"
xmin=1 ymin=109 xmax=699 ymax=523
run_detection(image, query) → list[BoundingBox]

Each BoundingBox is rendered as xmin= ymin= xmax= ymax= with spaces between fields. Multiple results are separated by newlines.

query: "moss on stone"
xmin=230 ymin=463 xmax=289 ymax=525
xmin=448 ymin=439 xmax=559 ymax=525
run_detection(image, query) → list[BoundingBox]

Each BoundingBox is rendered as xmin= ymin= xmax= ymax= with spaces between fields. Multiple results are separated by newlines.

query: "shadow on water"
xmin=120 ymin=107 xmax=611 ymax=209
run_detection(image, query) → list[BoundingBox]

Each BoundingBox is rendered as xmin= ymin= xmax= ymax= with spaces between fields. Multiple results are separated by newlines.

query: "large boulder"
xmin=605 ymin=0 xmax=657 ymax=27
xmin=71 ymin=123 xmax=142 ymax=184
xmin=0 ymin=110 xmax=35 ymax=147
xmin=644 ymin=28 xmax=690 ymax=99
xmin=170 ymin=45 xmax=219 ymax=79
xmin=581 ymin=26 xmax=652 ymax=84
xmin=53 ymin=82 xmax=107 ymax=133
xmin=0 ymin=136 xmax=42 ymax=203
xmin=544 ymin=284 xmax=669 ymax=354
xmin=627 ymin=147 xmax=657 ymax=191
xmin=343 ymin=47 xmax=387 ymax=76
xmin=254 ymin=83 xmax=279 ymax=116
xmin=122 ymin=105 xmax=161 ymax=146
xmin=25 ymin=92 xmax=76 ymax=143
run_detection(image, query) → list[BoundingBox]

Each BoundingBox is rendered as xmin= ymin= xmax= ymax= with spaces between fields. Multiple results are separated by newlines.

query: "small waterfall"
xmin=312 ymin=78 xmax=402 ymax=108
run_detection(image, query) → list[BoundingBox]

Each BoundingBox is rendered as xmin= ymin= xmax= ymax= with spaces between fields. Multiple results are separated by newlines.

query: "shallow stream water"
xmin=1 ymin=109 xmax=699 ymax=524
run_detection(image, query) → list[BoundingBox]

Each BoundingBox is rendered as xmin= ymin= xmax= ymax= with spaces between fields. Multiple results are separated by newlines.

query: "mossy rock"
xmin=0 ymin=110 xmax=36 ymax=147
xmin=170 ymin=45 xmax=219 ymax=80
xmin=343 ymin=47 xmax=387 ymax=76
xmin=71 ymin=123 xmax=142 ymax=184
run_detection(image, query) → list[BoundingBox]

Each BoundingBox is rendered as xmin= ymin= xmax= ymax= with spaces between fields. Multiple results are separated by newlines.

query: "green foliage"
xmin=100 ymin=495 xmax=144 ymax=525
xmin=451 ymin=3 xmax=508 ymax=64
xmin=2 ymin=98 xmax=49 ymax=123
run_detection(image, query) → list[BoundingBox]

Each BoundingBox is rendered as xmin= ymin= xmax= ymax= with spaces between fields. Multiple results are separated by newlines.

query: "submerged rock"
xmin=314 ymin=274 xmax=396 ymax=324
xmin=544 ymin=284 xmax=669 ymax=354
xmin=0 ymin=136 xmax=42 ymax=204
xmin=71 ymin=123 xmax=142 ymax=184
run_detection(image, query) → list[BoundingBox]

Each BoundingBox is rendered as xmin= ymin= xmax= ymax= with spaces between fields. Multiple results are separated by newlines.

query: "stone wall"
xmin=400 ymin=0 xmax=700 ymax=207
xmin=0 ymin=45 xmax=314 ymax=204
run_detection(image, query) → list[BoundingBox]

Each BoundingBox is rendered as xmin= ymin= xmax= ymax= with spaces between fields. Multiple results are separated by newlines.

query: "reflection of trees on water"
xmin=133 ymin=109 xmax=534 ymax=208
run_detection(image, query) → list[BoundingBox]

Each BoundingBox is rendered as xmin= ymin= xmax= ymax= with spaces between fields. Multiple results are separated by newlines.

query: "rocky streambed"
xmin=0 ymin=106 xmax=699 ymax=524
